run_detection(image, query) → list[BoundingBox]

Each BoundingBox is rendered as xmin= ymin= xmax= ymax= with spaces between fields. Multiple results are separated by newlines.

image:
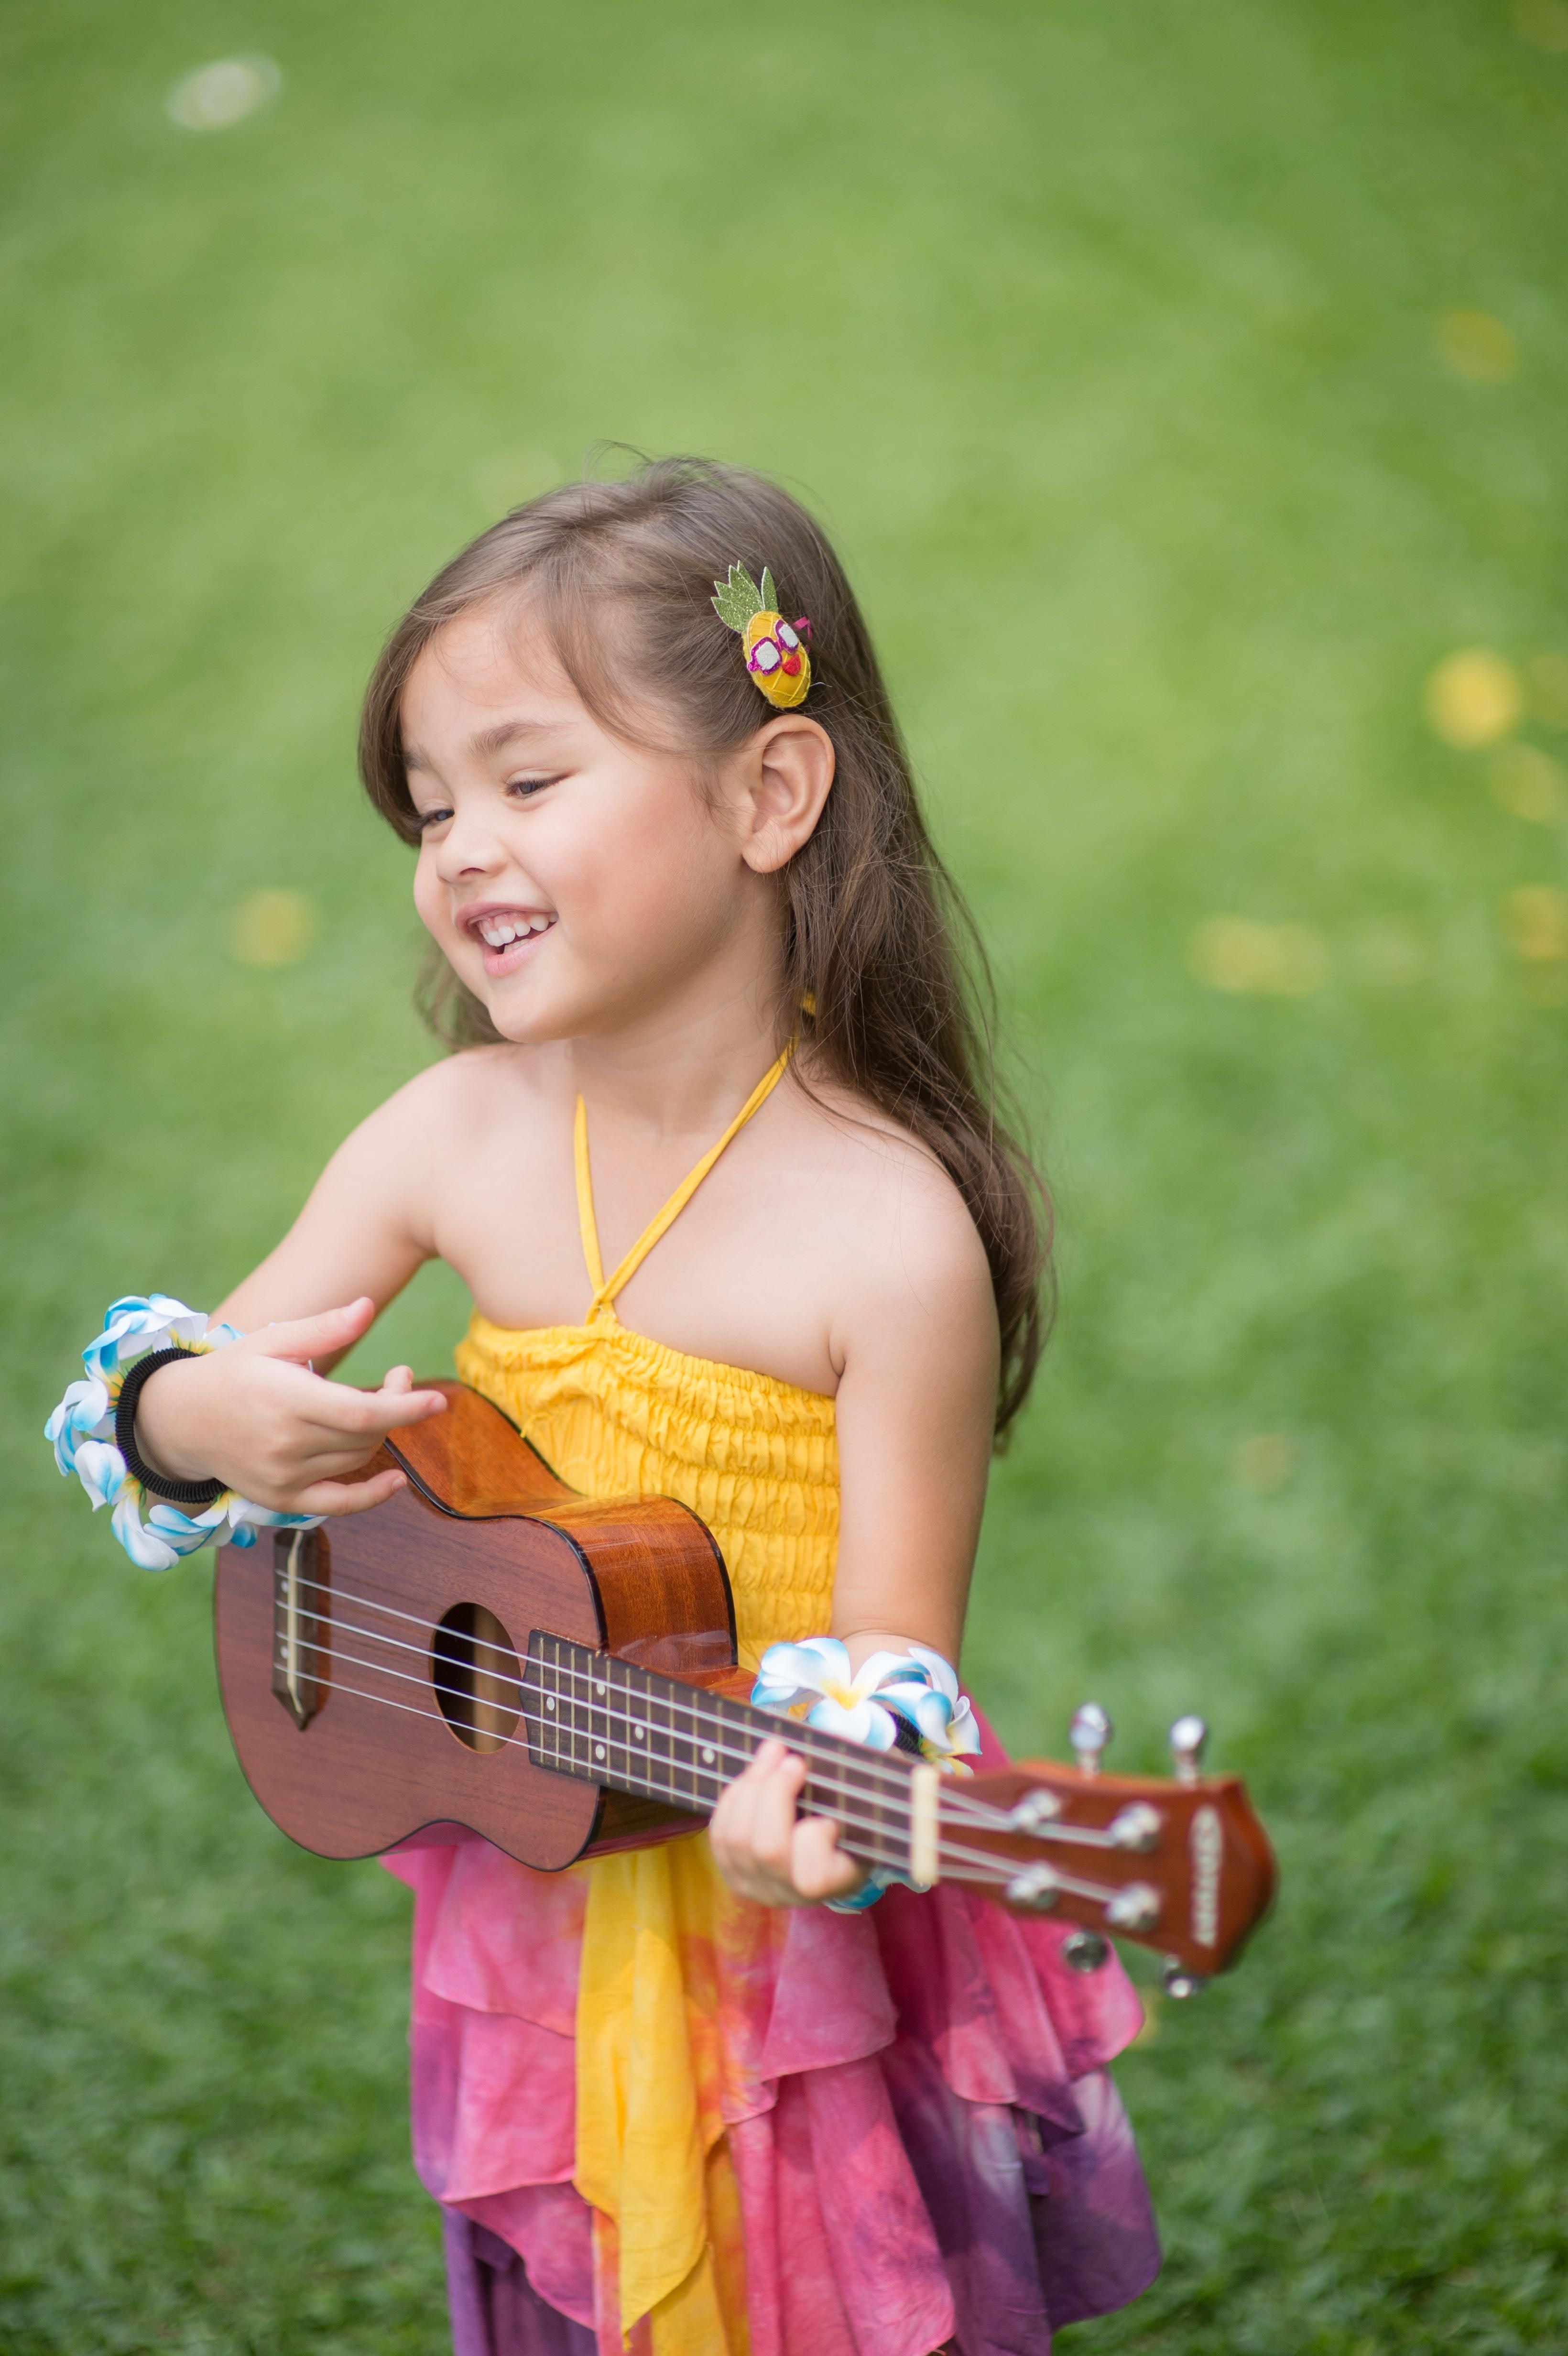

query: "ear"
xmin=734 ymin=717 xmax=836 ymax=876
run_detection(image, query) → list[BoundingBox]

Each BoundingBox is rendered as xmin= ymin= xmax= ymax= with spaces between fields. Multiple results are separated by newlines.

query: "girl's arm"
xmin=134 ymin=1070 xmax=462 ymax=1516
xmin=710 ymin=1152 xmax=1000 ymax=1905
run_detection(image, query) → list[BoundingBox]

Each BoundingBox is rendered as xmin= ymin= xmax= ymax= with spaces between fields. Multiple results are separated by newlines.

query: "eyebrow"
xmin=403 ymin=718 xmax=559 ymax=773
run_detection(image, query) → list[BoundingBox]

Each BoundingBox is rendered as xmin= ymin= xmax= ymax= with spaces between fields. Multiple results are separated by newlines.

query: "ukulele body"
xmin=214 ymin=1383 xmax=740 ymax=1869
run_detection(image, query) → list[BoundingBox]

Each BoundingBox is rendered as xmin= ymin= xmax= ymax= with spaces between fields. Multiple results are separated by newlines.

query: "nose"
xmin=433 ymin=800 xmax=508 ymax=883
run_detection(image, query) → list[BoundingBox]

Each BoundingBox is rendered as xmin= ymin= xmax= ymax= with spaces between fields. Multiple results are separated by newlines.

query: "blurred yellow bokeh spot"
xmin=1514 ymin=0 xmax=1568 ymax=52
xmin=1188 ymin=917 xmax=1329 ymax=997
xmin=1436 ymin=309 xmax=1519 ymax=384
xmin=1527 ymin=652 xmax=1568 ymax=729
xmin=1490 ymin=744 xmax=1564 ymax=824
xmin=1503 ymin=884 xmax=1568 ymax=963
xmin=1424 ymin=649 xmax=1523 ymax=749
xmin=229 ymin=888 xmax=318 ymax=968
xmin=1234 ymin=1433 xmax=1296 ymax=1493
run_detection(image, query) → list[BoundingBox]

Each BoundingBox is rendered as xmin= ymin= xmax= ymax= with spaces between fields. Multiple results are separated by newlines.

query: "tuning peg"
xmin=1168 ymin=1714 xmax=1208 ymax=1784
xmin=1060 ymin=1929 xmax=1110 ymax=1974
xmin=1070 ymin=1702 xmax=1111 ymax=1778
xmin=1161 ymin=1957 xmax=1209 ymax=2000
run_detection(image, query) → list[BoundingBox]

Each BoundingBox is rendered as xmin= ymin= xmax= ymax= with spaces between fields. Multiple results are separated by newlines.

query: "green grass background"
xmin=4 ymin=0 xmax=1567 ymax=2347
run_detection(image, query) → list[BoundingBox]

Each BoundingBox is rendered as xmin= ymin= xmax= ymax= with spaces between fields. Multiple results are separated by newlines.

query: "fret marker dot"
xmin=634 ymin=1726 xmax=644 ymax=1740
xmin=545 ymin=1696 xmax=556 ymax=1711
xmin=702 ymin=1747 xmax=715 ymax=1765
xmin=595 ymin=1743 xmax=606 ymax=1760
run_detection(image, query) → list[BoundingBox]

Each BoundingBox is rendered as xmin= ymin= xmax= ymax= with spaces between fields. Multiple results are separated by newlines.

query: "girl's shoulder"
xmin=773 ymin=1064 xmax=993 ymax=1303
xmin=364 ymin=1041 xmax=551 ymax=1146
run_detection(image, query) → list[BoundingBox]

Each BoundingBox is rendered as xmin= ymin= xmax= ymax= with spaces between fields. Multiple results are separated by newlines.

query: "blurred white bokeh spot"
xmin=1188 ymin=916 xmax=1329 ymax=997
xmin=229 ymin=889 xmax=317 ymax=968
xmin=166 ymin=56 xmax=282 ymax=133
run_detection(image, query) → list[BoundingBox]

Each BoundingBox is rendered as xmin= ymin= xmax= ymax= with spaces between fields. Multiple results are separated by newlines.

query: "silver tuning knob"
xmin=1168 ymin=1714 xmax=1208 ymax=1784
xmin=1070 ymin=1702 xmax=1111 ymax=1777
xmin=1161 ymin=1957 xmax=1209 ymax=2000
xmin=1060 ymin=1929 xmax=1110 ymax=1974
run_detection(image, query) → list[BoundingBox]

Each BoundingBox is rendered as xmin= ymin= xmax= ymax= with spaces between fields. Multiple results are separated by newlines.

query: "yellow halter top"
xmin=456 ymin=1047 xmax=838 ymax=1673
xmin=452 ymin=1048 xmax=840 ymax=2354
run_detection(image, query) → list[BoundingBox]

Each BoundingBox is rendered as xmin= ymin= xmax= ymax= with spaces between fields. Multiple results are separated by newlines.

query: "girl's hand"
xmin=132 ymin=1297 xmax=448 ymax=1518
xmin=708 ymin=1738 xmax=866 ymax=1908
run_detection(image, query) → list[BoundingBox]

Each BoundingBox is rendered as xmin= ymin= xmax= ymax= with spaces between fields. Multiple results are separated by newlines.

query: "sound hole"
xmin=432 ymin=1603 xmax=522 ymax=1754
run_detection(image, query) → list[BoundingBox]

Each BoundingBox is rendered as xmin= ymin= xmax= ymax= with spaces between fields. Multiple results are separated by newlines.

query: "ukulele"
xmin=214 ymin=1383 xmax=1276 ymax=1989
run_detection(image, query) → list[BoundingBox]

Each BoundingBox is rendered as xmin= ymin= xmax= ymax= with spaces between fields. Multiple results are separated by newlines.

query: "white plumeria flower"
xmin=74 ymin=1438 xmax=130 ymax=1511
xmin=47 ymin=1295 xmax=322 ymax=1570
xmin=751 ymin=1636 xmax=978 ymax=1764
xmin=45 ymin=1376 xmax=112 ymax=1475
xmin=895 ymin=1644 xmax=981 ymax=1756
xmin=752 ymin=1636 xmax=903 ymax=1748
xmin=112 ymin=1492 xmax=183 ymax=1571
xmin=84 ymin=1294 xmax=209 ymax=1384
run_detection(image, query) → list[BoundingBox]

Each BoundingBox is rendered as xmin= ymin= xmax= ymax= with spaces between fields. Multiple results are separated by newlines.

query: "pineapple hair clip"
xmin=711 ymin=564 xmax=812 ymax=709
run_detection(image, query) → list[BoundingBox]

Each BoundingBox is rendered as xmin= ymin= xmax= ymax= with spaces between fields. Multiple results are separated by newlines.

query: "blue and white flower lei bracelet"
xmin=749 ymin=1635 xmax=981 ymax=1911
xmin=45 ymin=1295 xmax=322 ymax=1572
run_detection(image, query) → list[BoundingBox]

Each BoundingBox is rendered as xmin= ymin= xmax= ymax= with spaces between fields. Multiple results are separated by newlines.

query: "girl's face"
xmin=403 ymin=599 xmax=782 ymax=1046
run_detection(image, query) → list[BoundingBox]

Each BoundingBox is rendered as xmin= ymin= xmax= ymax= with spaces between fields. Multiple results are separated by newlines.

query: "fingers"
xmin=708 ymin=1740 xmax=863 ymax=1907
xmin=791 ymin=1814 xmax=862 ymax=1903
xmin=294 ymin=1467 xmax=409 ymax=1517
xmin=263 ymin=1362 xmax=448 ymax=1441
xmin=248 ymin=1297 xmax=380 ymax=1363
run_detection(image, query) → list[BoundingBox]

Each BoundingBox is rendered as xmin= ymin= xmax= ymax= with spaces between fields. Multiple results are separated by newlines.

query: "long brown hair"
xmin=359 ymin=457 xmax=1050 ymax=1439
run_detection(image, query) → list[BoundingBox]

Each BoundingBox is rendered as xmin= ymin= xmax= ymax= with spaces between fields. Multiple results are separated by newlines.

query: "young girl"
xmin=51 ymin=460 xmax=1159 ymax=2355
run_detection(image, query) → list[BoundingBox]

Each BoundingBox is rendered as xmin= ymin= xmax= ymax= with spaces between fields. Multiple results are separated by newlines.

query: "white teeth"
xmin=476 ymin=914 xmax=552 ymax=949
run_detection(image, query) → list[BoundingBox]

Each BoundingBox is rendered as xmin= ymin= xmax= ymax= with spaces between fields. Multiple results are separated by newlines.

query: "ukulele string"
xmin=269 ymin=1568 xmax=1114 ymax=1867
xmin=271 ymin=1604 xmax=1044 ymax=1887
xmin=263 ymin=1574 xmax=1121 ymax=1883
xmin=275 ymin=1635 xmax=1027 ymax=1888
xmin=272 ymin=1620 xmax=954 ymax=1870
xmin=274 ymin=1563 xmax=939 ymax=1826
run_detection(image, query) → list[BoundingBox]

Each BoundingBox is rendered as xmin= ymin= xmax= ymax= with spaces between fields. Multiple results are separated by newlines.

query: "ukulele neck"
xmin=528 ymin=1631 xmax=932 ymax=1889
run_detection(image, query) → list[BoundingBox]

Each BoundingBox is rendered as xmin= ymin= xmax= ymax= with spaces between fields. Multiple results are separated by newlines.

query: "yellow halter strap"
xmin=573 ymin=1047 xmax=791 ymax=1323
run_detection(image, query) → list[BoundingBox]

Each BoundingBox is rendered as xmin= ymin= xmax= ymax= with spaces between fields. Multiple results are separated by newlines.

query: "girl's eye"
xmin=414 ymin=806 xmax=453 ymax=832
xmin=507 ymin=774 xmax=560 ymax=800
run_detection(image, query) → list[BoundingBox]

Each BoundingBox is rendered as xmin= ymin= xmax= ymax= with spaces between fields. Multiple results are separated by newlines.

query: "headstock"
xmin=936 ymin=1707 xmax=1276 ymax=1986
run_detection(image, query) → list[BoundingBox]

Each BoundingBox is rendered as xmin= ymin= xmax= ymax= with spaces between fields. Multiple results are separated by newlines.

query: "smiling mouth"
xmin=472 ymin=912 xmax=554 ymax=949
xmin=462 ymin=909 xmax=557 ymax=973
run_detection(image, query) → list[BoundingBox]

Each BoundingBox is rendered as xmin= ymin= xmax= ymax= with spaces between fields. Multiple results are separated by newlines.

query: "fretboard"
xmin=528 ymin=1632 xmax=923 ymax=1885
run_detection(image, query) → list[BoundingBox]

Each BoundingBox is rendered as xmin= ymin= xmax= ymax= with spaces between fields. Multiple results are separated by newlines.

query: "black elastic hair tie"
xmin=114 ymin=1346 xmax=226 ymax=1509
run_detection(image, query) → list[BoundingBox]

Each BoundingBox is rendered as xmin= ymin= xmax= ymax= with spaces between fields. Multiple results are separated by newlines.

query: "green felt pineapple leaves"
xmin=711 ymin=564 xmax=777 ymax=632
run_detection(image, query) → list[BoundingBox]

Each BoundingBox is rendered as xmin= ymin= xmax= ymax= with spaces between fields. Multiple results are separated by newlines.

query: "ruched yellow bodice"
xmin=455 ymin=1312 xmax=837 ymax=1672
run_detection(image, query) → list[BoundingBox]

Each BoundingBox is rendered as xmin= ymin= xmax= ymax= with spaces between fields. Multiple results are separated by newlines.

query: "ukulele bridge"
xmin=272 ymin=1529 xmax=328 ymax=1728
